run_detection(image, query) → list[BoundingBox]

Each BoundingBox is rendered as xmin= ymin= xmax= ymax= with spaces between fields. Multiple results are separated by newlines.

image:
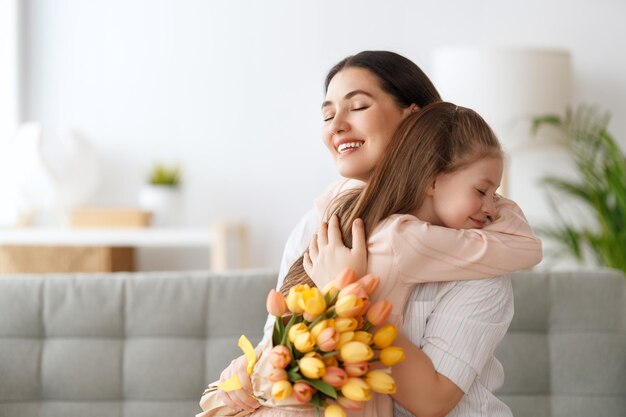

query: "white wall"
xmin=22 ymin=0 xmax=626 ymax=269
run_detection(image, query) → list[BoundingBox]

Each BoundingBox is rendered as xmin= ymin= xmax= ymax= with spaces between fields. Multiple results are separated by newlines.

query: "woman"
xmin=219 ymin=51 xmax=540 ymax=417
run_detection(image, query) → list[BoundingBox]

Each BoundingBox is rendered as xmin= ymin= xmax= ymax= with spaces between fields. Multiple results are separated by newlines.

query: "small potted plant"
xmin=138 ymin=162 xmax=182 ymax=226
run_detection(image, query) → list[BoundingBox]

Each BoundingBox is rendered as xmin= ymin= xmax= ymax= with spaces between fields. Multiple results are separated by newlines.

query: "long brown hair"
xmin=280 ymin=102 xmax=502 ymax=295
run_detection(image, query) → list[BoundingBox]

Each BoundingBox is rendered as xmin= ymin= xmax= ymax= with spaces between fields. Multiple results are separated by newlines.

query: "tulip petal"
xmin=218 ymin=375 xmax=242 ymax=391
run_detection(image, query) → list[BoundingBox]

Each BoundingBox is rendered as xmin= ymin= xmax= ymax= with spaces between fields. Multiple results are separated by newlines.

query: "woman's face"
xmin=322 ymin=68 xmax=414 ymax=182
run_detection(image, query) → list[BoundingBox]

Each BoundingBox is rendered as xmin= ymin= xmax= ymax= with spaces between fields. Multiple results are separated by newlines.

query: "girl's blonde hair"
xmin=280 ymin=102 xmax=502 ymax=294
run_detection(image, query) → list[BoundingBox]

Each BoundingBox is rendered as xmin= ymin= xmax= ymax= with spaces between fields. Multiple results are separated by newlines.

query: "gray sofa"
xmin=0 ymin=269 xmax=624 ymax=417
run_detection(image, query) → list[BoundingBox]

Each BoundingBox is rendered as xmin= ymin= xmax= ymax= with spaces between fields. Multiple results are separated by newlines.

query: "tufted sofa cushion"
xmin=496 ymin=269 xmax=626 ymax=417
xmin=1 ymin=269 xmax=625 ymax=417
xmin=0 ymin=270 xmax=276 ymax=417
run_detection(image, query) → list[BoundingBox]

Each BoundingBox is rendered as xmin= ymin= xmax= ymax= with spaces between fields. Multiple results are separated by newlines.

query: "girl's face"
xmin=419 ymin=155 xmax=503 ymax=229
xmin=322 ymin=68 xmax=414 ymax=182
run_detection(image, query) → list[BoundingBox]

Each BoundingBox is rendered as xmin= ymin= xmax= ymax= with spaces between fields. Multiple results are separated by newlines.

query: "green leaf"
xmin=533 ymin=104 xmax=626 ymax=276
xmin=304 ymin=379 xmax=338 ymax=399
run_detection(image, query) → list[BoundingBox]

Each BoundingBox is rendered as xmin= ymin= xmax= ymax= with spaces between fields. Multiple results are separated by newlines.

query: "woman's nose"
xmin=329 ymin=112 xmax=350 ymax=135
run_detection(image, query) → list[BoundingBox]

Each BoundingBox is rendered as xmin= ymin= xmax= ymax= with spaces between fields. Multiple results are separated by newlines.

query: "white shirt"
xmin=264 ymin=206 xmax=514 ymax=416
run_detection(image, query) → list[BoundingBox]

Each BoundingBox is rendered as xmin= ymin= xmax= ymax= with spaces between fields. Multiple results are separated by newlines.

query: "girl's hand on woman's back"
xmin=303 ymin=215 xmax=367 ymax=281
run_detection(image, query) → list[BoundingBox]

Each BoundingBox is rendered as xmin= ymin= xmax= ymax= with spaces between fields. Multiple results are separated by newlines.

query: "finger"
xmin=317 ymin=221 xmax=329 ymax=246
xmin=308 ymin=233 xmax=319 ymax=261
xmin=328 ymin=214 xmax=344 ymax=246
xmin=230 ymin=386 xmax=259 ymax=412
xmin=351 ymin=218 xmax=367 ymax=255
xmin=303 ymin=252 xmax=313 ymax=276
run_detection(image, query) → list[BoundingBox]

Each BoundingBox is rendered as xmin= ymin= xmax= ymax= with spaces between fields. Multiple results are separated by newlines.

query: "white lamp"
xmin=431 ymin=47 xmax=573 ymax=225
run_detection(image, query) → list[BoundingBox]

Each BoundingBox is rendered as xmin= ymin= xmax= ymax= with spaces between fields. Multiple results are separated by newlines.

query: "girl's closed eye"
xmin=476 ymin=188 xmax=486 ymax=196
xmin=323 ymin=114 xmax=335 ymax=122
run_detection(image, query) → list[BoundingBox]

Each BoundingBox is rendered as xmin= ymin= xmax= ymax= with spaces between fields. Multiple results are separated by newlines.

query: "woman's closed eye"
xmin=475 ymin=188 xmax=486 ymax=196
xmin=323 ymin=114 xmax=335 ymax=122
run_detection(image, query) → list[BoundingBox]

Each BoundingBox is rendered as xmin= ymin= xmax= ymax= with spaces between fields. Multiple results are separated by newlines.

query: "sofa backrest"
xmin=0 ymin=270 xmax=277 ymax=417
xmin=1 ymin=269 xmax=625 ymax=417
xmin=496 ymin=269 xmax=626 ymax=417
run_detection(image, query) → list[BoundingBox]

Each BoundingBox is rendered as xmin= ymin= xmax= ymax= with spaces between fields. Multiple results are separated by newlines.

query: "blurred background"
xmin=0 ymin=0 xmax=624 ymax=271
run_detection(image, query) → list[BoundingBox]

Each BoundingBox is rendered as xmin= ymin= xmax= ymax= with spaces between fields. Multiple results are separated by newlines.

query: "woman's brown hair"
xmin=280 ymin=102 xmax=502 ymax=295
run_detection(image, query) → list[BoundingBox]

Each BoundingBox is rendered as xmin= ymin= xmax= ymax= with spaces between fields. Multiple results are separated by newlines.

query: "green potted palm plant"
xmin=138 ymin=163 xmax=182 ymax=226
xmin=532 ymin=104 xmax=626 ymax=274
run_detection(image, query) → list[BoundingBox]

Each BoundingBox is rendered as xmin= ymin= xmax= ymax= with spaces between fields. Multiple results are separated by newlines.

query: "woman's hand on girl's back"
xmin=303 ymin=215 xmax=367 ymax=281
xmin=218 ymin=353 xmax=260 ymax=413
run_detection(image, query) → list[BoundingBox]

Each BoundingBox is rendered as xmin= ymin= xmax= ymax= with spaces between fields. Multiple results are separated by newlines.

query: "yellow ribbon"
xmin=218 ymin=335 xmax=257 ymax=392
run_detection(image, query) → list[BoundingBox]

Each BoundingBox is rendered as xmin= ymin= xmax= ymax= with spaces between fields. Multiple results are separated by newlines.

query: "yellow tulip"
xmin=365 ymin=370 xmax=397 ymax=394
xmin=340 ymin=341 xmax=374 ymax=364
xmin=286 ymin=284 xmax=309 ymax=314
xmin=322 ymin=281 xmax=339 ymax=297
xmin=373 ymin=324 xmax=398 ymax=348
xmin=324 ymin=404 xmax=347 ymax=417
xmin=380 ymin=346 xmax=405 ymax=366
xmin=298 ymin=287 xmax=327 ymax=315
xmin=299 ymin=357 xmax=326 ymax=379
xmin=288 ymin=322 xmax=308 ymax=343
xmin=310 ymin=319 xmax=334 ymax=340
xmin=337 ymin=331 xmax=355 ymax=349
xmin=335 ymin=294 xmax=363 ymax=318
xmin=271 ymin=380 xmax=293 ymax=400
xmin=353 ymin=331 xmax=373 ymax=345
xmin=294 ymin=331 xmax=316 ymax=353
xmin=341 ymin=377 xmax=371 ymax=401
xmin=334 ymin=317 xmax=358 ymax=333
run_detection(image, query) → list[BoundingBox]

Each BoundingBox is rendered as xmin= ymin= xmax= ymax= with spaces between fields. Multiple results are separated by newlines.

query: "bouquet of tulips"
xmin=260 ymin=268 xmax=405 ymax=417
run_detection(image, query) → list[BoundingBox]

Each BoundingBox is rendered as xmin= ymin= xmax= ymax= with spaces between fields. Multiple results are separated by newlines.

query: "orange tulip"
xmin=292 ymin=381 xmax=316 ymax=404
xmin=338 ymin=282 xmax=368 ymax=300
xmin=310 ymin=319 xmax=334 ymax=339
xmin=317 ymin=327 xmax=340 ymax=352
xmin=337 ymin=396 xmax=364 ymax=411
xmin=344 ymin=361 xmax=369 ymax=377
xmin=266 ymin=289 xmax=287 ymax=317
xmin=322 ymin=366 xmax=348 ymax=388
xmin=358 ymin=274 xmax=380 ymax=295
xmin=269 ymin=345 xmax=292 ymax=369
xmin=333 ymin=267 xmax=357 ymax=290
xmin=366 ymin=299 xmax=392 ymax=326
xmin=268 ymin=368 xmax=288 ymax=382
